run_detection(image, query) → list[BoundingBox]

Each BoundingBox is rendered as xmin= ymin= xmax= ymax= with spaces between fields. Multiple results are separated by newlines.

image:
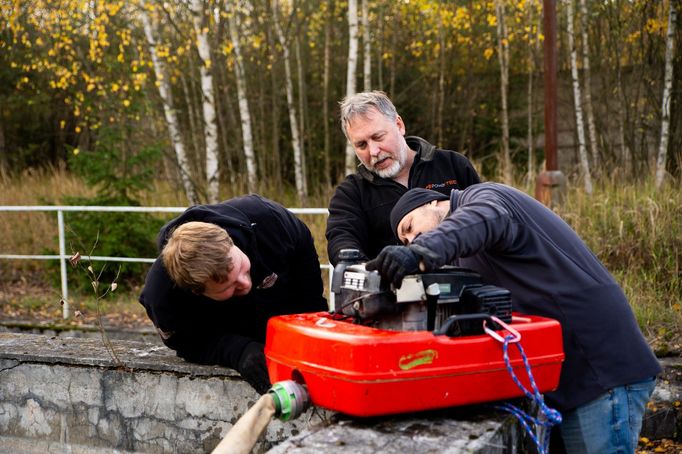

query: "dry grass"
xmin=0 ymin=167 xmax=96 ymax=259
xmin=1 ymin=169 xmax=680 ymax=353
xmin=525 ymin=179 xmax=682 ymax=352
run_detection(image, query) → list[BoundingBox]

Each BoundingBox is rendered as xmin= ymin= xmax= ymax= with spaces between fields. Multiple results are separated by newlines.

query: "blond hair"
xmin=161 ymin=221 xmax=234 ymax=293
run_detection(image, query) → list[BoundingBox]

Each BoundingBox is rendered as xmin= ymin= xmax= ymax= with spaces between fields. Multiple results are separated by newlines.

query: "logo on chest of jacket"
xmin=257 ymin=272 xmax=278 ymax=289
xmin=425 ymin=179 xmax=458 ymax=190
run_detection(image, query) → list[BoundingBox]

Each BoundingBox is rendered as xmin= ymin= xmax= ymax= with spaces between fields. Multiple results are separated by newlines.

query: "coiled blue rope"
xmin=492 ymin=335 xmax=562 ymax=454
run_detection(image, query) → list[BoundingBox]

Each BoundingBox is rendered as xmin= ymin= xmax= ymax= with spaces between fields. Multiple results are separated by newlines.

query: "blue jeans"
xmin=559 ymin=377 xmax=656 ymax=454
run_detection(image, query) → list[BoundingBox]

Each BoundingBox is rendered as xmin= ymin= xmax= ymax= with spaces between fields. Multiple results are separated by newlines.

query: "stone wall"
xmin=0 ymin=333 xmax=321 ymax=453
xmin=0 ymin=332 xmax=678 ymax=453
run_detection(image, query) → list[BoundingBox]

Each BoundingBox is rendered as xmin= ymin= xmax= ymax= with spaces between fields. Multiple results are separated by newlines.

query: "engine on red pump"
xmin=331 ymin=249 xmax=513 ymax=334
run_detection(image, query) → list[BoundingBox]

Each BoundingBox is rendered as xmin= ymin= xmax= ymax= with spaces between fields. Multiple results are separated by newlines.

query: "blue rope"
xmin=492 ymin=335 xmax=562 ymax=454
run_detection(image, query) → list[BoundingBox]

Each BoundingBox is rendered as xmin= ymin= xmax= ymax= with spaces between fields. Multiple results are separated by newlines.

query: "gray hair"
xmin=339 ymin=91 xmax=398 ymax=138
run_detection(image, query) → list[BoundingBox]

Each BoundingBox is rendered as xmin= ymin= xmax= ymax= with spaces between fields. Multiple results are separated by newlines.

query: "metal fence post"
xmin=57 ymin=209 xmax=69 ymax=318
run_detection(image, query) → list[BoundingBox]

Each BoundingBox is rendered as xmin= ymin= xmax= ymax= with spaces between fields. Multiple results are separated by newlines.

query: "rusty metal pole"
xmin=536 ymin=0 xmax=566 ymax=206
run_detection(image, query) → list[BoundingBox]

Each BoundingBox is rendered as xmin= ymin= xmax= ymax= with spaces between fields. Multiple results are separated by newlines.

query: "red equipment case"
xmin=265 ymin=312 xmax=564 ymax=417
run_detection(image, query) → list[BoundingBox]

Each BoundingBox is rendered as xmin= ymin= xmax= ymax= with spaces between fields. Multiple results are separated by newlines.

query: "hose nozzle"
xmin=267 ymin=380 xmax=310 ymax=421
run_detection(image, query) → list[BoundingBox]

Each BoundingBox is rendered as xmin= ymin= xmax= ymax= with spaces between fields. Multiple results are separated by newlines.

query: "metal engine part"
xmin=332 ymin=249 xmax=513 ymax=332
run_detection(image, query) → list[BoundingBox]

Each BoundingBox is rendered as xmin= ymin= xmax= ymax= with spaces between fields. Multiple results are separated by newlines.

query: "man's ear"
xmin=396 ymin=115 xmax=406 ymax=135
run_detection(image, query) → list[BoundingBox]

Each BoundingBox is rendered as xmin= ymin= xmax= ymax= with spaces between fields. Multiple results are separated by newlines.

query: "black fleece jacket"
xmin=326 ymin=136 xmax=480 ymax=266
xmin=139 ymin=194 xmax=327 ymax=370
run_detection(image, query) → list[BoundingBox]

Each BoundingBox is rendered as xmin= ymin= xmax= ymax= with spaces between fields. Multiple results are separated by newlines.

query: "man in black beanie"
xmin=366 ymin=183 xmax=660 ymax=453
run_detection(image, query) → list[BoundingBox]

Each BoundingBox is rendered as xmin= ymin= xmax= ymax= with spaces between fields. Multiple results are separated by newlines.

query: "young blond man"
xmin=140 ymin=195 xmax=327 ymax=394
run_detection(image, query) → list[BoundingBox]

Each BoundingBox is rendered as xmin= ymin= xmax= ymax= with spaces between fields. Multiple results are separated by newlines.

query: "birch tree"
xmin=362 ymin=0 xmax=371 ymax=91
xmin=566 ymin=0 xmax=593 ymax=194
xmin=344 ymin=0 xmax=359 ymax=175
xmin=140 ymin=3 xmax=198 ymax=205
xmin=190 ymin=0 xmax=220 ymax=203
xmin=295 ymin=34 xmax=308 ymax=196
xmin=272 ymin=0 xmax=307 ymax=200
xmin=655 ymin=2 xmax=676 ymax=189
xmin=579 ymin=0 xmax=599 ymax=172
xmin=226 ymin=2 xmax=258 ymax=192
xmin=493 ymin=0 xmax=512 ymax=184
xmin=323 ymin=0 xmax=333 ymax=188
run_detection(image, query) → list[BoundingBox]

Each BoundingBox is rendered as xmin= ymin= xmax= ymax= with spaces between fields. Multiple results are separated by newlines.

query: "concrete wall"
xmin=0 ymin=333 xmax=322 ymax=453
xmin=1 ymin=332 xmax=679 ymax=453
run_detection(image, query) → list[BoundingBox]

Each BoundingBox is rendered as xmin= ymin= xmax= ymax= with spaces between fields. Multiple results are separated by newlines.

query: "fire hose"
xmin=211 ymin=380 xmax=310 ymax=454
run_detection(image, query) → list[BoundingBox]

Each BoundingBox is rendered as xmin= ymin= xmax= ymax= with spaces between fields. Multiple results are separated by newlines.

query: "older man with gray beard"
xmin=325 ymin=91 xmax=480 ymax=266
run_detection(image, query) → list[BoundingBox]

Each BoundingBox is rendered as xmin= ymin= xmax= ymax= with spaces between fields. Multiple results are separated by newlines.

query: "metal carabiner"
xmin=483 ymin=316 xmax=522 ymax=344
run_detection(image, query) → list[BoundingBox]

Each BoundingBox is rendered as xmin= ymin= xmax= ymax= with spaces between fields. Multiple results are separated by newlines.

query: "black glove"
xmin=409 ymin=243 xmax=443 ymax=271
xmin=365 ymin=245 xmax=421 ymax=288
xmin=236 ymin=342 xmax=271 ymax=395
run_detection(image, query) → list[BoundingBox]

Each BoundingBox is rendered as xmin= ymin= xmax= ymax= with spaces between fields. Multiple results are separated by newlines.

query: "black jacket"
xmin=326 ymin=136 xmax=480 ymax=265
xmin=414 ymin=183 xmax=661 ymax=411
xmin=139 ymin=194 xmax=327 ymax=370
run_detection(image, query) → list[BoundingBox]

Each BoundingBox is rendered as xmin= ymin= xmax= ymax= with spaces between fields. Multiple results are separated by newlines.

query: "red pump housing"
xmin=265 ymin=312 xmax=564 ymax=417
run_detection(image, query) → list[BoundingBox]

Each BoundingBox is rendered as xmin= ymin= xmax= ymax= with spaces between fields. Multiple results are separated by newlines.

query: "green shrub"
xmin=45 ymin=125 xmax=167 ymax=294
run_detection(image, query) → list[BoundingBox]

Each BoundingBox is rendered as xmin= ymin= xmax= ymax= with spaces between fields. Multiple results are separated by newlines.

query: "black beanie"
xmin=390 ymin=188 xmax=449 ymax=238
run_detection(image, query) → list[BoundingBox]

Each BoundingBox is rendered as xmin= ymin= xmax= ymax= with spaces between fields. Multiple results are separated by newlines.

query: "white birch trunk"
xmin=579 ymin=0 xmax=599 ymax=172
xmin=227 ymin=3 xmax=258 ymax=192
xmin=140 ymin=5 xmax=198 ymax=205
xmin=566 ymin=0 xmax=592 ymax=194
xmin=272 ymin=0 xmax=306 ymax=200
xmin=655 ymin=3 xmax=676 ymax=189
xmin=295 ymin=35 xmax=308 ymax=196
xmin=190 ymin=0 xmax=220 ymax=203
xmin=362 ymin=0 xmax=371 ymax=91
xmin=345 ymin=0 xmax=359 ymax=175
xmin=494 ymin=0 xmax=512 ymax=184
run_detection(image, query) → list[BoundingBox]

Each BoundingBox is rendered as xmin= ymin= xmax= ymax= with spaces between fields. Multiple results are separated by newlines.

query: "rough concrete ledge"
xmin=0 ymin=332 xmax=536 ymax=453
xmin=0 ymin=332 xmax=324 ymax=453
xmin=269 ymin=410 xmax=523 ymax=453
xmin=1 ymin=332 xmax=679 ymax=453
xmin=0 ymin=320 xmax=160 ymax=344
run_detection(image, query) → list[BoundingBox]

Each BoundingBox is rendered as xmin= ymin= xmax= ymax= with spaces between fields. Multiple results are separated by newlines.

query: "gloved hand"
xmin=409 ymin=243 xmax=443 ymax=271
xmin=366 ymin=244 xmax=443 ymax=288
xmin=365 ymin=245 xmax=421 ymax=288
xmin=236 ymin=342 xmax=271 ymax=395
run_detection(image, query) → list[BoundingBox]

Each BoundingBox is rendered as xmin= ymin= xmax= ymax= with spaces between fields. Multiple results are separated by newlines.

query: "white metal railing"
xmin=0 ymin=205 xmax=333 ymax=318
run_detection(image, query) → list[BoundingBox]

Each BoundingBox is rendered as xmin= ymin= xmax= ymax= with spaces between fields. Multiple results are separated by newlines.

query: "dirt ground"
xmin=0 ymin=267 xmax=152 ymax=331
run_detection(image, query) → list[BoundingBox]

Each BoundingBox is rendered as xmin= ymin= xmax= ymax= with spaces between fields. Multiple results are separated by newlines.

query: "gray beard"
xmin=374 ymin=159 xmax=402 ymax=179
